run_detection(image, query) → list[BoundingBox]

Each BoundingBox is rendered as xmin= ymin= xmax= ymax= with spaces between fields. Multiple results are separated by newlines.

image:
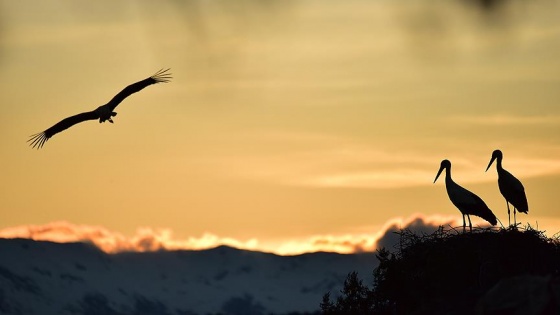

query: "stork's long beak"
xmin=485 ymin=156 xmax=496 ymax=172
xmin=434 ymin=166 xmax=444 ymax=183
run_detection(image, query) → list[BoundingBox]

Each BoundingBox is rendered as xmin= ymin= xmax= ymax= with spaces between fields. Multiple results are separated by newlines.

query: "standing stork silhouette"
xmin=485 ymin=149 xmax=529 ymax=227
xmin=434 ymin=159 xmax=497 ymax=232
xmin=28 ymin=68 xmax=172 ymax=149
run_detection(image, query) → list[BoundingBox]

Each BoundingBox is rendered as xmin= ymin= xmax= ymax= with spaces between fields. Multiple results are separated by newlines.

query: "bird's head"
xmin=434 ymin=159 xmax=451 ymax=183
xmin=485 ymin=149 xmax=503 ymax=172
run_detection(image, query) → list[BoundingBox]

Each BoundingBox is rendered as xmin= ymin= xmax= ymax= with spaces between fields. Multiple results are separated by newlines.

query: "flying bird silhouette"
xmin=485 ymin=149 xmax=529 ymax=226
xmin=434 ymin=159 xmax=498 ymax=232
xmin=28 ymin=68 xmax=172 ymax=149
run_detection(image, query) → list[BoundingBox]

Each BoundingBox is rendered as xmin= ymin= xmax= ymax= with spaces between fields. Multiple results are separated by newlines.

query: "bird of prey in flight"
xmin=28 ymin=68 xmax=172 ymax=149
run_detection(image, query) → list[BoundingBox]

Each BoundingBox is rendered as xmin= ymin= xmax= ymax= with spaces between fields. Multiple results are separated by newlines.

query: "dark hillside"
xmin=322 ymin=226 xmax=560 ymax=314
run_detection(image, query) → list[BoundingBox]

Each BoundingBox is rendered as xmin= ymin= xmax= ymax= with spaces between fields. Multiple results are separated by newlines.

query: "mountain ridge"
xmin=0 ymin=238 xmax=376 ymax=314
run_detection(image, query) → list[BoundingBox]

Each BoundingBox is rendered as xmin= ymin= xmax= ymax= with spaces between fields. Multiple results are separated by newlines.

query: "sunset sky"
xmin=1 ymin=0 xmax=559 ymax=255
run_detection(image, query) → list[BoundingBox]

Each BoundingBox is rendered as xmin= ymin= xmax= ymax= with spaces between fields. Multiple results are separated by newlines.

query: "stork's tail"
xmin=481 ymin=207 xmax=498 ymax=226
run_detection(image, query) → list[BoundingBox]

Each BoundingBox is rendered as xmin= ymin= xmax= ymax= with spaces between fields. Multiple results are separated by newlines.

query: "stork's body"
xmin=486 ymin=150 xmax=528 ymax=226
xmin=434 ymin=160 xmax=497 ymax=232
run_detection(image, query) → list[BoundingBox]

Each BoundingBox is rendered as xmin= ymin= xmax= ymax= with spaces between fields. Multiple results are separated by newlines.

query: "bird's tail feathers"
xmin=479 ymin=208 xmax=498 ymax=226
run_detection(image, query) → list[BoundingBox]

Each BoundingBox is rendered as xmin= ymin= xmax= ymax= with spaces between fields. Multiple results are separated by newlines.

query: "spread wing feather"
xmin=28 ymin=111 xmax=99 ymax=149
xmin=106 ymin=68 xmax=172 ymax=112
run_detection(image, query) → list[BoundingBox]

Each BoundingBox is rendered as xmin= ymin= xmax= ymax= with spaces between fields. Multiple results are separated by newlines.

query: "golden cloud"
xmin=0 ymin=214 xmax=516 ymax=255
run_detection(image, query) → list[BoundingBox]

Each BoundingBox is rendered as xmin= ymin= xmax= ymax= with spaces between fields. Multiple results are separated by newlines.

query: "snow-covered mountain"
xmin=0 ymin=238 xmax=377 ymax=314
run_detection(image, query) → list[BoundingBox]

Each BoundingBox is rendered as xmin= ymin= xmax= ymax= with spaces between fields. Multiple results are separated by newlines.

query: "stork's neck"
xmin=444 ymin=165 xmax=453 ymax=185
xmin=495 ymin=156 xmax=503 ymax=171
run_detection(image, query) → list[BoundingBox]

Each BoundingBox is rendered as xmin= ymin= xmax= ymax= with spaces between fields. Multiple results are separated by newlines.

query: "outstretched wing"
xmin=28 ymin=111 xmax=99 ymax=149
xmin=105 ymin=68 xmax=172 ymax=112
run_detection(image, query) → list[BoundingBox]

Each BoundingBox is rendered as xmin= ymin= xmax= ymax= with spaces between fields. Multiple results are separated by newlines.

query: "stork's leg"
xmin=514 ymin=207 xmax=517 ymax=226
xmin=462 ymin=213 xmax=466 ymax=233
xmin=467 ymin=214 xmax=472 ymax=232
xmin=506 ymin=200 xmax=511 ymax=227
xmin=108 ymin=112 xmax=117 ymax=123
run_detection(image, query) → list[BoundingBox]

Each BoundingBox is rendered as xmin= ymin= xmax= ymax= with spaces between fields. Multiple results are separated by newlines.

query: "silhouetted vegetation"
xmin=321 ymin=226 xmax=560 ymax=314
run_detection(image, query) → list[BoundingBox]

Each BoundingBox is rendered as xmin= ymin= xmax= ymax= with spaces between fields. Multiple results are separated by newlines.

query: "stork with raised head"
xmin=485 ymin=149 xmax=528 ymax=226
xmin=434 ymin=159 xmax=498 ymax=232
xmin=28 ymin=68 xmax=172 ymax=149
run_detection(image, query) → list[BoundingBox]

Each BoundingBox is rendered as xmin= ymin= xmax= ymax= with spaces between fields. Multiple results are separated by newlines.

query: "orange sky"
xmin=1 ymin=0 xmax=559 ymax=254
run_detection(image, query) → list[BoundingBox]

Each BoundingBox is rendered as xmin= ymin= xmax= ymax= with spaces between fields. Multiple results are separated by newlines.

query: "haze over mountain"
xmin=0 ymin=239 xmax=373 ymax=315
xmin=0 ymin=217 xmax=449 ymax=314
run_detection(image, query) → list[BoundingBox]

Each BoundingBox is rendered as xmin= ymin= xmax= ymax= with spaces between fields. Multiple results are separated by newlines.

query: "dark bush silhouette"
xmin=320 ymin=272 xmax=374 ymax=315
xmin=321 ymin=226 xmax=560 ymax=314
